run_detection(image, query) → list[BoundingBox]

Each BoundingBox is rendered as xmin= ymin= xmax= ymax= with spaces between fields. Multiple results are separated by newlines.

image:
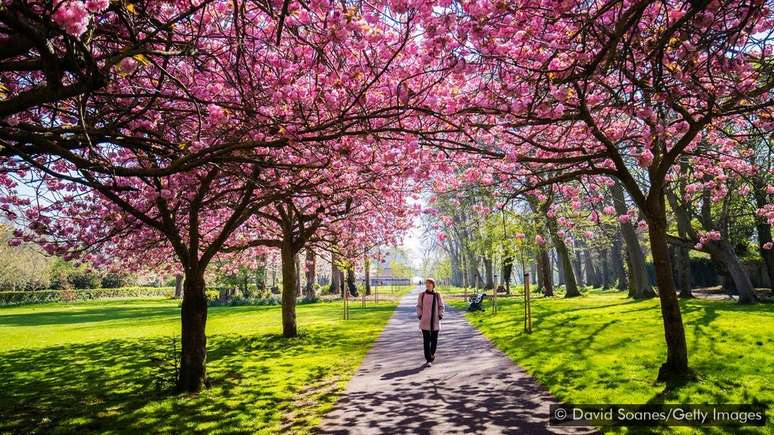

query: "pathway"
xmin=319 ymin=287 xmax=595 ymax=434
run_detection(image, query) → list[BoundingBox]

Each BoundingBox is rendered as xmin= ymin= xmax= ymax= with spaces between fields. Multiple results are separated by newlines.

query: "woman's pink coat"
xmin=416 ymin=291 xmax=445 ymax=331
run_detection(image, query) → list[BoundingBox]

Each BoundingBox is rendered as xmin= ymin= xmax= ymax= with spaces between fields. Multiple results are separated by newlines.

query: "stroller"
xmin=468 ymin=292 xmax=487 ymax=312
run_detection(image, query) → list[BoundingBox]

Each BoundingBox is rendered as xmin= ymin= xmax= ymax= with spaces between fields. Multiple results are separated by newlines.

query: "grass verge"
xmin=448 ymin=288 xmax=773 ymax=434
xmin=0 ymin=297 xmax=399 ymax=434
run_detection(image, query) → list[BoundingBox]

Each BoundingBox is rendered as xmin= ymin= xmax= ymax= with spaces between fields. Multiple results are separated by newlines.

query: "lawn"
xmin=0 ymin=288 xmax=408 ymax=434
xmin=447 ymin=288 xmax=774 ymax=434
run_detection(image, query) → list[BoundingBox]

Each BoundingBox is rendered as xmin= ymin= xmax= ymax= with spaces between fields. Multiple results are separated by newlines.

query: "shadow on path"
xmin=318 ymin=287 xmax=596 ymax=434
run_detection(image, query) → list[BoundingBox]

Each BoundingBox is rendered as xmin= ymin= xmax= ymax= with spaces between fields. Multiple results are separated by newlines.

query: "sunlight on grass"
xmin=450 ymin=290 xmax=774 ymax=434
xmin=0 ymin=297 xmax=399 ymax=433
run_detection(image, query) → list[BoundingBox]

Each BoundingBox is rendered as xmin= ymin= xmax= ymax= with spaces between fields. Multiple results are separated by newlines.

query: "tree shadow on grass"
xmin=0 ymin=328 xmax=360 ymax=433
xmin=0 ymin=305 xmax=181 ymax=327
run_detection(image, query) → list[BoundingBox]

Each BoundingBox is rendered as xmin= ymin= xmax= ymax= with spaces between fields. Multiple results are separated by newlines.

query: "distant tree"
xmin=0 ymin=224 xmax=51 ymax=290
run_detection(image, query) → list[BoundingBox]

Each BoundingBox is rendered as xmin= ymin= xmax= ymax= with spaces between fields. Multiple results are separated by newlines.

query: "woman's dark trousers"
xmin=422 ymin=329 xmax=439 ymax=362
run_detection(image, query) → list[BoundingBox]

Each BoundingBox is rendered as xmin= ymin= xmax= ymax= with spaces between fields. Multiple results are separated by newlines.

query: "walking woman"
xmin=416 ymin=278 xmax=445 ymax=367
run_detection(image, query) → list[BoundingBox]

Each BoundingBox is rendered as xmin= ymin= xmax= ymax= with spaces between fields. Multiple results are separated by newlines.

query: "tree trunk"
xmin=305 ymin=250 xmax=317 ymax=298
xmin=601 ymin=248 xmax=611 ymax=289
xmin=502 ymin=256 xmax=513 ymax=294
xmin=583 ymin=247 xmax=598 ymax=288
xmin=704 ymin=239 xmax=756 ymax=304
xmin=546 ymin=219 xmax=580 ymax=297
xmin=294 ymin=252 xmax=301 ymax=298
xmin=611 ymin=234 xmax=628 ymax=290
xmin=538 ymin=246 xmax=554 ymax=296
xmin=450 ymin=249 xmax=464 ymax=287
xmin=484 ymin=256 xmax=494 ymax=289
xmin=556 ymin=249 xmax=566 ymax=286
xmin=670 ymin=244 xmax=693 ymax=298
xmin=665 ymin=190 xmax=694 ymax=298
xmin=179 ymin=269 xmax=208 ymax=392
xmin=646 ymin=205 xmax=690 ymax=381
xmin=573 ymin=243 xmax=584 ymax=287
xmin=364 ymin=257 xmax=371 ymax=295
xmin=756 ymin=221 xmax=774 ymax=290
xmin=346 ymin=268 xmax=358 ymax=296
xmin=280 ymin=241 xmax=298 ymax=338
xmin=174 ymin=274 xmax=183 ymax=299
xmin=256 ymin=254 xmax=267 ymax=290
xmin=465 ymin=249 xmax=478 ymax=288
xmin=612 ymin=182 xmax=655 ymax=299
xmin=556 ymin=243 xmax=580 ymax=296
xmin=330 ymin=253 xmax=341 ymax=294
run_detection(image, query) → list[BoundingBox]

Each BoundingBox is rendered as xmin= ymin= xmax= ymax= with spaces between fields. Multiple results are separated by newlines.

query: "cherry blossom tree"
xmin=418 ymin=0 xmax=774 ymax=381
xmin=1 ymin=0 xmax=455 ymax=393
xmin=224 ymin=136 xmax=425 ymax=337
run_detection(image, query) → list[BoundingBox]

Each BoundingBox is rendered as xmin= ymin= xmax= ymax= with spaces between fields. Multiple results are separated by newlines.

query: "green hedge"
xmin=0 ymin=287 xmax=175 ymax=306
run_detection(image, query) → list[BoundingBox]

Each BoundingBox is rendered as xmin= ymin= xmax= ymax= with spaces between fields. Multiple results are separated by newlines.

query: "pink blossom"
xmin=85 ymin=0 xmax=109 ymax=12
xmin=52 ymin=0 xmax=90 ymax=36
xmin=637 ymin=149 xmax=654 ymax=168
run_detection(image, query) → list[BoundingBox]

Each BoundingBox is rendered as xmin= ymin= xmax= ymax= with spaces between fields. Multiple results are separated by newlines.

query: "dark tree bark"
xmin=294 ymin=252 xmax=302 ymax=298
xmin=280 ymin=240 xmax=298 ymax=337
xmin=465 ymin=248 xmax=479 ymax=288
xmin=582 ymin=246 xmax=598 ymax=288
xmin=556 ymin=249 xmax=566 ymax=286
xmin=573 ymin=245 xmax=584 ymax=287
xmin=611 ymin=234 xmax=628 ymax=290
xmin=756 ymin=220 xmax=774 ymax=290
xmin=538 ymin=246 xmax=554 ymax=296
xmin=529 ymin=195 xmax=578 ymax=296
xmin=502 ymin=256 xmax=513 ymax=294
xmin=346 ymin=268 xmax=358 ymax=296
xmin=612 ymin=182 xmax=655 ymax=299
xmin=704 ymin=240 xmax=756 ymax=304
xmin=305 ymin=250 xmax=317 ymax=298
xmin=549 ymin=220 xmax=580 ymax=297
xmin=174 ymin=274 xmax=184 ymax=299
xmin=665 ymin=191 xmax=694 ymax=298
xmin=364 ymin=257 xmax=371 ymax=295
xmin=601 ymin=248 xmax=612 ymax=289
xmin=645 ymin=199 xmax=690 ymax=381
xmin=753 ymin=185 xmax=774 ymax=290
xmin=450 ymin=245 xmax=464 ymax=287
xmin=670 ymin=244 xmax=693 ymax=298
xmin=179 ymin=268 xmax=208 ymax=392
xmin=256 ymin=254 xmax=267 ymax=291
xmin=330 ymin=253 xmax=341 ymax=294
xmin=483 ymin=256 xmax=495 ymax=289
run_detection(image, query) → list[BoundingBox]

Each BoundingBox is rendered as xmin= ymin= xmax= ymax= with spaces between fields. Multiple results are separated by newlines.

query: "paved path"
xmin=319 ymin=287 xmax=595 ymax=434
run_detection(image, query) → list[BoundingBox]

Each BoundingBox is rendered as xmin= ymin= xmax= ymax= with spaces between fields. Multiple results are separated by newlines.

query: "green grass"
xmin=0 ymin=296 xmax=400 ymax=434
xmin=449 ymin=289 xmax=774 ymax=434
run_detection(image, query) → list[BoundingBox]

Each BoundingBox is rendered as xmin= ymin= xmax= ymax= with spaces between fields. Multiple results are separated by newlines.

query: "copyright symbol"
xmin=554 ymin=408 xmax=567 ymax=421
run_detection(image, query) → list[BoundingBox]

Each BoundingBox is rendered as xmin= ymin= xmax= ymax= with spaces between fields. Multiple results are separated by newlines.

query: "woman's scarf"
xmin=428 ymin=290 xmax=437 ymax=332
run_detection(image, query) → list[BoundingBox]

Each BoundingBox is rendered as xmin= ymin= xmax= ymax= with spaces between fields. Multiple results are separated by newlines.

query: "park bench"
xmin=468 ymin=292 xmax=486 ymax=312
